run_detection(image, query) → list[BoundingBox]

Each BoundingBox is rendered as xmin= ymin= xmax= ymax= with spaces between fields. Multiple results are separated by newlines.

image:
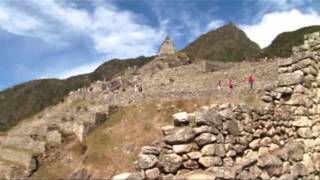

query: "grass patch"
xmin=242 ymin=93 xmax=264 ymax=108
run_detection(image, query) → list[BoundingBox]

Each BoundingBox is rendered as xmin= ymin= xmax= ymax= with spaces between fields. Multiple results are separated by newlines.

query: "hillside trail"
xmin=0 ymin=57 xmax=278 ymax=178
xmin=103 ymin=60 xmax=278 ymax=105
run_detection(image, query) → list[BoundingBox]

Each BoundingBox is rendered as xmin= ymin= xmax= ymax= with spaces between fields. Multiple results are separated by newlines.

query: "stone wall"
xmin=114 ymin=103 xmax=319 ymax=180
xmin=112 ymin=32 xmax=320 ymax=180
xmin=159 ymin=37 xmax=176 ymax=56
xmin=263 ymin=32 xmax=320 ymax=116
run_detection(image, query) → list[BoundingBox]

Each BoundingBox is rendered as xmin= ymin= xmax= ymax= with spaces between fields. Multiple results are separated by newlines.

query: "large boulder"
xmin=201 ymin=144 xmax=215 ymax=156
xmin=298 ymin=127 xmax=313 ymax=138
xmin=278 ymin=71 xmax=304 ymax=86
xmin=301 ymin=154 xmax=315 ymax=174
xmin=257 ymin=154 xmax=283 ymax=176
xmin=137 ymin=154 xmax=158 ymax=169
xmin=291 ymin=163 xmax=308 ymax=177
xmin=214 ymin=144 xmax=226 ymax=157
xmin=218 ymin=108 xmax=233 ymax=119
xmin=195 ymin=133 xmax=216 ymax=146
xmin=145 ymin=168 xmax=160 ymax=180
xmin=195 ymin=111 xmax=222 ymax=128
xmin=172 ymin=144 xmax=194 ymax=154
xmin=187 ymin=151 xmax=202 ymax=160
xmin=199 ymin=156 xmax=222 ymax=167
xmin=226 ymin=120 xmax=240 ymax=136
xmin=206 ymin=166 xmax=236 ymax=179
xmin=183 ymin=160 xmax=199 ymax=170
xmin=312 ymin=153 xmax=320 ymax=171
xmin=278 ymin=57 xmax=296 ymax=67
xmin=159 ymin=153 xmax=182 ymax=173
xmin=278 ymin=142 xmax=304 ymax=161
xmin=286 ymin=94 xmax=312 ymax=107
xmin=193 ymin=126 xmax=218 ymax=135
xmin=173 ymin=112 xmax=189 ymax=126
xmin=164 ymin=127 xmax=195 ymax=145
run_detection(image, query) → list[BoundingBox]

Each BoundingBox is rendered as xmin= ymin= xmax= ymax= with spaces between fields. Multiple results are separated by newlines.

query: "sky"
xmin=0 ymin=0 xmax=320 ymax=90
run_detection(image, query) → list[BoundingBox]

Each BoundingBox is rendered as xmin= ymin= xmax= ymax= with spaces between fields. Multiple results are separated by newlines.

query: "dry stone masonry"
xmin=115 ymin=103 xmax=319 ymax=179
xmin=0 ymin=100 xmax=110 ymax=179
xmin=112 ymin=32 xmax=320 ymax=179
xmin=159 ymin=36 xmax=176 ymax=56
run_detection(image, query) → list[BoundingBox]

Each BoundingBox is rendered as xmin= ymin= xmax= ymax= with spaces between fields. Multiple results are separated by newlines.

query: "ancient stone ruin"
xmin=112 ymin=32 xmax=320 ymax=179
xmin=159 ymin=36 xmax=176 ymax=56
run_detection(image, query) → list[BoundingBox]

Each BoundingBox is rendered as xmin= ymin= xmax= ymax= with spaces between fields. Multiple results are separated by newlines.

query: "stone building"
xmin=159 ymin=36 xmax=176 ymax=56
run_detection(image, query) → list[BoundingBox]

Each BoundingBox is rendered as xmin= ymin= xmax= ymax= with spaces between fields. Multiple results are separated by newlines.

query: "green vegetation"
xmin=261 ymin=25 xmax=320 ymax=58
xmin=183 ymin=22 xmax=261 ymax=62
xmin=0 ymin=56 xmax=153 ymax=131
xmin=242 ymin=93 xmax=264 ymax=108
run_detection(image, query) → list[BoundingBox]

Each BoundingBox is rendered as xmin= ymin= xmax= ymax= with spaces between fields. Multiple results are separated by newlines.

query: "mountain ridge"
xmin=0 ymin=56 xmax=153 ymax=131
xmin=261 ymin=25 xmax=320 ymax=58
xmin=1 ymin=24 xmax=320 ymax=131
xmin=183 ymin=22 xmax=261 ymax=61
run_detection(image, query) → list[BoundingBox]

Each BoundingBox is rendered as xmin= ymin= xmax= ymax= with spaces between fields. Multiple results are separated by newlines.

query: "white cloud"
xmin=0 ymin=1 xmax=165 ymax=57
xmin=56 ymin=62 xmax=102 ymax=79
xmin=0 ymin=0 xmax=166 ymax=78
xmin=206 ymin=19 xmax=225 ymax=31
xmin=91 ymin=6 xmax=165 ymax=58
xmin=241 ymin=9 xmax=320 ymax=48
xmin=0 ymin=5 xmax=43 ymax=36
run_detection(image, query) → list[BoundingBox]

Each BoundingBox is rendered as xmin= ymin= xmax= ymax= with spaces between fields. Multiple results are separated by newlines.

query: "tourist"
xmin=248 ymin=74 xmax=255 ymax=89
xmin=228 ymin=79 xmax=233 ymax=92
xmin=217 ymin=80 xmax=222 ymax=90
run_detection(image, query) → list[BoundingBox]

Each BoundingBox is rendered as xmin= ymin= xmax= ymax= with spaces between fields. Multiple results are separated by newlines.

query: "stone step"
xmin=0 ymin=136 xmax=45 ymax=154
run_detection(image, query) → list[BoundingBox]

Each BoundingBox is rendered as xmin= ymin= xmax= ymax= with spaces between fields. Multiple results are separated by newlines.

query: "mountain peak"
xmin=215 ymin=22 xmax=241 ymax=33
xmin=224 ymin=22 xmax=236 ymax=28
xmin=183 ymin=23 xmax=261 ymax=61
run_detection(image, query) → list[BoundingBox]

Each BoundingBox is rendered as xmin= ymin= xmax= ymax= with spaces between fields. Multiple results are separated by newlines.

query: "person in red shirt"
xmin=248 ymin=74 xmax=255 ymax=89
xmin=228 ymin=79 xmax=233 ymax=92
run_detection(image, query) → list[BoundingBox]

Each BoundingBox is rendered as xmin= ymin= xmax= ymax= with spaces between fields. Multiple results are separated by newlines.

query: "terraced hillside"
xmin=0 ymin=52 xmax=278 ymax=178
xmin=0 ymin=56 xmax=153 ymax=131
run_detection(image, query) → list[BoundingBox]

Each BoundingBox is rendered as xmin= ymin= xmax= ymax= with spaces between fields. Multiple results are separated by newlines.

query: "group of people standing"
xmin=217 ymin=74 xmax=255 ymax=92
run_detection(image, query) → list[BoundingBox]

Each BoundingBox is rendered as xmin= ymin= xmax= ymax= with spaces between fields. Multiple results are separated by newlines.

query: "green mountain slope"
xmin=0 ymin=56 xmax=153 ymax=131
xmin=261 ymin=25 xmax=320 ymax=58
xmin=183 ymin=22 xmax=261 ymax=61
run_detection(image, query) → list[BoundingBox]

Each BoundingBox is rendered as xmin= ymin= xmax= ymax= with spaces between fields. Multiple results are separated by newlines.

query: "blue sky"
xmin=0 ymin=0 xmax=320 ymax=90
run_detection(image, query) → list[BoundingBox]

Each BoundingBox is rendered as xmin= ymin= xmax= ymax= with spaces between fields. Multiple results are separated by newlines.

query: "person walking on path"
xmin=248 ymin=74 xmax=255 ymax=90
xmin=228 ymin=79 xmax=233 ymax=92
xmin=217 ymin=80 xmax=222 ymax=90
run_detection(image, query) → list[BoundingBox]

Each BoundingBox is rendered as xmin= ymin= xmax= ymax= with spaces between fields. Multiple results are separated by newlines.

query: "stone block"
xmin=278 ymin=71 xmax=304 ymax=86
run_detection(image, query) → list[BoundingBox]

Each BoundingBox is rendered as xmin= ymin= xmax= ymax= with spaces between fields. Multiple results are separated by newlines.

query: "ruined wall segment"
xmin=159 ymin=36 xmax=176 ymax=56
